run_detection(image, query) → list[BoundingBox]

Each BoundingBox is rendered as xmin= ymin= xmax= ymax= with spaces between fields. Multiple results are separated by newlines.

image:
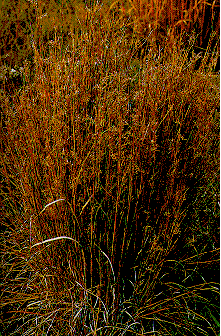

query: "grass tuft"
xmin=0 ymin=0 xmax=219 ymax=335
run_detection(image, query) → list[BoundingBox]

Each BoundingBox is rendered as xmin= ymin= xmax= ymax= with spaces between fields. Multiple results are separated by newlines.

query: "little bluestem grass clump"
xmin=0 ymin=1 xmax=219 ymax=335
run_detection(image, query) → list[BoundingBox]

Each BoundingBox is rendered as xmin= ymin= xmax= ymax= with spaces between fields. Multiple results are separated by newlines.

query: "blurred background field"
xmin=0 ymin=0 xmax=220 ymax=335
xmin=0 ymin=0 xmax=219 ymax=85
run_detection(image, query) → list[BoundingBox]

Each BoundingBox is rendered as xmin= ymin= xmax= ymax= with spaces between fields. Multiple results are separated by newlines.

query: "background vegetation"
xmin=0 ymin=0 xmax=220 ymax=335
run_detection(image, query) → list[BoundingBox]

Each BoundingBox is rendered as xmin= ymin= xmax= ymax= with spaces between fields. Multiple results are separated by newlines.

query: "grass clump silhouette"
xmin=0 ymin=0 xmax=220 ymax=335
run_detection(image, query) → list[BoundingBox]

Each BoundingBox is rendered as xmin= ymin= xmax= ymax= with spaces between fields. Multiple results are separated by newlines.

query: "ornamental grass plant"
xmin=0 ymin=0 xmax=220 ymax=335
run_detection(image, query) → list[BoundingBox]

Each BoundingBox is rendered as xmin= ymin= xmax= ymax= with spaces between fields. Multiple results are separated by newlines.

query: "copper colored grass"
xmin=0 ymin=1 xmax=220 ymax=335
